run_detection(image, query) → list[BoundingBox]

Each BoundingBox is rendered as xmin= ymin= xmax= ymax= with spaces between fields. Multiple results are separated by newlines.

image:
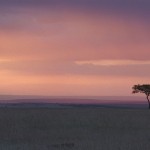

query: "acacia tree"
xmin=132 ymin=84 xmax=150 ymax=109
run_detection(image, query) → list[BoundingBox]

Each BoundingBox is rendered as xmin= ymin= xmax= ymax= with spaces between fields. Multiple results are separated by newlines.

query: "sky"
xmin=0 ymin=0 xmax=150 ymax=96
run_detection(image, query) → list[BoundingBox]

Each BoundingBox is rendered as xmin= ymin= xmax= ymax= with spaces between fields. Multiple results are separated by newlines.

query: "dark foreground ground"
xmin=0 ymin=107 xmax=150 ymax=150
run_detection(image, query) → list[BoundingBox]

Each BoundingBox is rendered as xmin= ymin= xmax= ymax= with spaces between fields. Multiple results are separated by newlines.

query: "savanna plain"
xmin=0 ymin=107 xmax=150 ymax=150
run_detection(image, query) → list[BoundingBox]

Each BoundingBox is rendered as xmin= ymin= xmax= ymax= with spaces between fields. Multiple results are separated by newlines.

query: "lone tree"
xmin=132 ymin=84 xmax=150 ymax=109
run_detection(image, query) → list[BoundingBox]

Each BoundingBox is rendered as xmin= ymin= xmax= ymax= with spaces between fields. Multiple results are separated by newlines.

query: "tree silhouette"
xmin=132 ymin=84 xmax=150 ymax=109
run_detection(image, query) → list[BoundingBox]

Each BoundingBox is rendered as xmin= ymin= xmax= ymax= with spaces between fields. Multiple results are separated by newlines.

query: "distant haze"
xmin=0 ymin=0 xmax=150 ymax=96
xmin=0 ymin=95 xmax=146 ymax=104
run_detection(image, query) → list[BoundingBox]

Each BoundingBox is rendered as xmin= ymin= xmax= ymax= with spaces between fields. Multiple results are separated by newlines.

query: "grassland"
xmin=0 ymin=107 xmax=150 ymax=150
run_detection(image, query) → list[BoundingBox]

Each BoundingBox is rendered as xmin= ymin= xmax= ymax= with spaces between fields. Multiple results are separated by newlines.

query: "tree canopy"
xmin=132 ymin=84 xmax=150 ymax=95
xmin=132 ymin=84 xmax=150 ymax=109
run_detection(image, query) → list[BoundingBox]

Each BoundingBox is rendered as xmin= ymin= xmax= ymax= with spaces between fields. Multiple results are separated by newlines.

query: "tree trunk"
xmin=146 ymin=95 xmax=150 ymax=109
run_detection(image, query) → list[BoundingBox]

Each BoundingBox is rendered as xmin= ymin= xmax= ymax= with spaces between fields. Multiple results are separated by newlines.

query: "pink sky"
xmin=0 ymin=0 xmax=150 ymax=96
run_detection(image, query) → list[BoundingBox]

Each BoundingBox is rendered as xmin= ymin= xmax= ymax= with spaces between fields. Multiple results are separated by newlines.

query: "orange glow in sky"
xmin=0 ymin=0 xmax=150 ymax=96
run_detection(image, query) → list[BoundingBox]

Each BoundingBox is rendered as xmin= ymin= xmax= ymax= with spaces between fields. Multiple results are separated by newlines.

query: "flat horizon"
xmin=0 ymin=95 xmax=147 ymax=105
